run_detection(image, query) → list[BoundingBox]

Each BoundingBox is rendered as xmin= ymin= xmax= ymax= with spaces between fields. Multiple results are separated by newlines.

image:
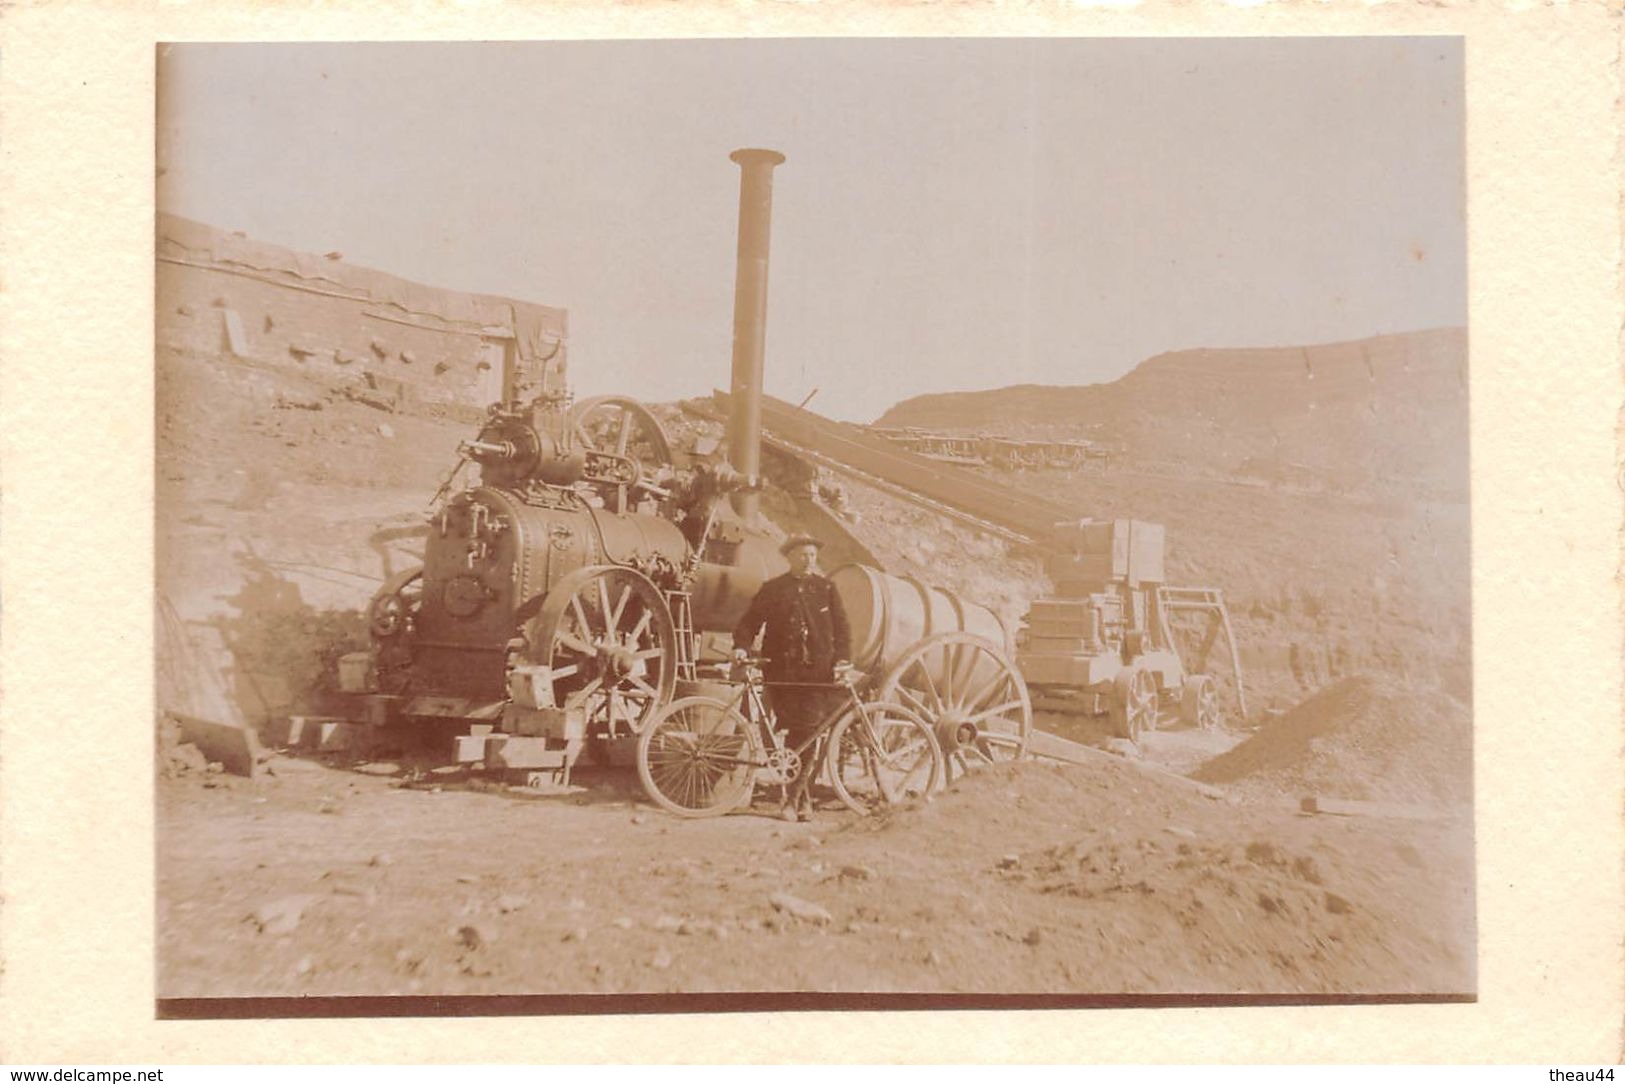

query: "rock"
xmin=317 ymin=797 xmax=340 ymax=815
xmin=206 ymin=761 xmax=225 ymax=774
xmin=250 ymin=895 xmax=316 ymax=936
xmin=1292 ymin=856 xmax=1324 ymax=885
xmin=1023 ymin=928 xmax=1043 ymax=946
xmin=566 ymin=897 xmax=586 ymax=912
xmin=1245 ymin=842 xmax=1279 ymax=866
xmin=368 ymin=853 xmax=394 ymax=868
xmin=924 ymin=949 xmax=941 ymax=966
xmin=1257 ymin=894 xmax=1285 ymax=916
xmin=630 ymin=814 xmax=645 ymax=825
xmin=1103 ymin=739 xmax=1142 ymax=760
xmin=455 ymin=924 xmax=492 ymax=950
xmin=295 ymin=956 xmax=313 ymax=976
xmin=997 ymin=854 xmax=1021 ymax=870
xmin=329 ymin=883 xmax=379 ymax=905
xmin=561 ymin=927 xmax=588 ymax=943
xmin=650 ymin=949 xmax=673 ymax=970
xmin=839 ymin=864 xmax=877 ymax=881
xmin=611 ymin=917 xmax=635 ymax=930
xmin=769 ymin=892 xmax=833 ymax=926
xmin=455 ymin=874 xmax=478 ymax=884
xmin=653 ymin=915 xmax=683 ymax=932
xmin=1324 ymin=892 xmax=1353 ymax=915
xmin=1164 ymin=827 xmax=1197 ymax=839
xmin=377 ymin=423 xmax=395 ymax=439
xmin=166 ymin=742 xmax=208 ymax=775
xmin=495 ymin=894 xmax=530 ymax=914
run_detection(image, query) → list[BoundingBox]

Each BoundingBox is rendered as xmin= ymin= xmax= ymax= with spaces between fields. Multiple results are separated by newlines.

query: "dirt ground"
xmin=155 ymin=340 xmax=1475 ymax=999
xmin=158 ymin=746 xmax=1472 ymax=997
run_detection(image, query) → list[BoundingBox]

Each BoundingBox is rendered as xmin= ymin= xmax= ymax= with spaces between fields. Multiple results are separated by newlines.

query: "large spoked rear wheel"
xmin=826 ymin=702 xmax=944 ymax=815
xmin=637 ymin=696 xmax=761 ymax=818
xmin=877 ymin=631 xmax=1032 ymax=786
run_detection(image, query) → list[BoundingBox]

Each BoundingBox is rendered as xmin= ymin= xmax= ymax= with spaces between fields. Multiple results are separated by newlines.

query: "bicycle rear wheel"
xmin=826 ymin=701 xmax=944 ymax=815
xmin=637 ymin=697 xmax=761 ymax=818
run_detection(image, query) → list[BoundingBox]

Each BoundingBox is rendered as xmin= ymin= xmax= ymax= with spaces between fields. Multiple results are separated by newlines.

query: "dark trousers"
xmin=764 ymin=667 xmax=839 ymax=789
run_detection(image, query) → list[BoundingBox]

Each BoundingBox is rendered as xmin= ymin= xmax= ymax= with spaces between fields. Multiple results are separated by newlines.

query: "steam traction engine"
xmin=348 ymin=147 xmax=1037 ymax=785
xmin=362 ymin=390 xmax=785 ymax=779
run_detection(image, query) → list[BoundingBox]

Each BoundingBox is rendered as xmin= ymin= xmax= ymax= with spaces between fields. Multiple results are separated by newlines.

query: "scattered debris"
xmin=250 ymin=895 xmax=317 ymax=936
xmin=769 ymin=892 xmax=833 ymax=926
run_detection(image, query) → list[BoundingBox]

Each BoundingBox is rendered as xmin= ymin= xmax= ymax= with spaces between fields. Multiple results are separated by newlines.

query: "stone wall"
xmin=156 ymin=214 xmax=568 ymax=418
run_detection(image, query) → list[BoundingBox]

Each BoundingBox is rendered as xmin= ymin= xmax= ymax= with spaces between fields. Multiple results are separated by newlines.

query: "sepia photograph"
xmin=153 ymin=37 xmax=1472 ymax=1006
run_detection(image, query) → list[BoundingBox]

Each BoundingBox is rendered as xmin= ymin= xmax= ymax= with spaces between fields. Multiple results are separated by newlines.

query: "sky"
xmin=157 ymin=38 xmax=1465 ymax=423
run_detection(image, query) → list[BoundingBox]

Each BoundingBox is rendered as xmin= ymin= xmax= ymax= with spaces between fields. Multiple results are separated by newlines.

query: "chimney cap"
xmin=730 ymin=148 xmax=786 ymax=167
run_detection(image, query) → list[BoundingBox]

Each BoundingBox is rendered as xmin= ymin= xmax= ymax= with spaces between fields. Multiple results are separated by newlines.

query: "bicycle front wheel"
xmin=826 ymin=701 xmax=944 ymax=815
xmin=637 ymin=696 xmax=761 ymax=818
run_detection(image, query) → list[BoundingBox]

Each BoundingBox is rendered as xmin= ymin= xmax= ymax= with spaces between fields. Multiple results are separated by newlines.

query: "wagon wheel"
xmin=568 ymin=396 xmax=674 ymax=513
xmin=1112 ymin=664 xmax=1158 ymax=744
xmin=1179 ymin=673 xmax=1221 ymax=731
xmin=877 ymin=631 xmax=1032 ymax=786
xmin=526 ymin=566 xmax=677 ymax=746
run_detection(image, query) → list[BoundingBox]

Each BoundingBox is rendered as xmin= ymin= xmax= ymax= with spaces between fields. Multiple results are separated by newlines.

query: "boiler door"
xmin=442 ymin=575 xmax=491 ymax=618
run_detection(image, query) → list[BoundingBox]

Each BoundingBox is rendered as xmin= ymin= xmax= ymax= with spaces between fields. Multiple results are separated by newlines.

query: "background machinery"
xmin=1016 ymin=518 xmax=1246 ymax=743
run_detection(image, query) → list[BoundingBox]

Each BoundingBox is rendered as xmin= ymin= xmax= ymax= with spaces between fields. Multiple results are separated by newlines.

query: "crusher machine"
xmin=1016 ymin=517 xmax=1246 ymax=743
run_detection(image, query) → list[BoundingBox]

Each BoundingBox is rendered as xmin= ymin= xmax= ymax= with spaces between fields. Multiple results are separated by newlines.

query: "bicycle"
xmin=635 ymin=657 xmax=945 ymax=819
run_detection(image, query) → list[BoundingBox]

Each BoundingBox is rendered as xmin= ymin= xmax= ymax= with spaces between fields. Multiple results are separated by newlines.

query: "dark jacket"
xmin=733 ymin=572 xmax=853 ymax=678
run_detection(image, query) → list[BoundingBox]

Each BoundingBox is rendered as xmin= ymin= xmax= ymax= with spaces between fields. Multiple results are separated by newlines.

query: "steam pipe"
xmin=726 ymin=148 xmax=785 ymax=524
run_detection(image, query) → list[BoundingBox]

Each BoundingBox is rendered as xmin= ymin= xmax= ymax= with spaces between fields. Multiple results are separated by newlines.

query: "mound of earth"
xmin=1191 ymin=674 xmax=1472 ymax=808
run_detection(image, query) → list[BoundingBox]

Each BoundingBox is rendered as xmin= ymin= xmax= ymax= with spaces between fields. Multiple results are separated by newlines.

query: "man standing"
xmin=733 ymin=534 xmax=852 ymax=820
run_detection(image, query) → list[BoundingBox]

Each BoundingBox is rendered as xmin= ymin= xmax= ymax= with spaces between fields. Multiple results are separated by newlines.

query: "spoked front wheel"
xmin=826 ymin=702 xmax=944 ymax=815
xmin=637 ymin=697 xmax=761 ymax=818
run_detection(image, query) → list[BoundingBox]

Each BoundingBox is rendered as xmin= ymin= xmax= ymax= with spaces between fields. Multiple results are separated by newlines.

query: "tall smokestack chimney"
xmin=726 ymin=147 xmax=785 ymax=524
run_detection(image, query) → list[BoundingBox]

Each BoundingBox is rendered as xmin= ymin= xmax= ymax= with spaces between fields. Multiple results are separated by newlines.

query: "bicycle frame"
xmin=713 ymin=662 xmax=875 ymax=793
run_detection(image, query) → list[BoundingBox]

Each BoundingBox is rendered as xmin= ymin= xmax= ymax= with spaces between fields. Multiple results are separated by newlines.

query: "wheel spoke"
xmin=557 ymin=633 xmax=595 ymax=657
xmin=598 ymin=577 xmax=615 ymax=633
xmin=615 ymin=409 xmax=632 ymax=456
xmin=549 ymin=663 xmax=580 ymax=680
xmin=895 ymin=685 xmax=933 ymax=720
xmin=566 ymin=676 xmax=603 ymax=709
xmin=609 ymin=585 xmax=631 ymax=632
xmin=958 ymin=668 xmax=1006 ymax=716
xmin=626 ymin=674 xmax=658 ymax=698
xmin=912 ymin=659 xmax=947 ymax=716
xmin=569 ymin=594 xmax=594 ymax=640
xmin=967 ymin=698 xmax=1027 ymax=725
xmin=629 ymin=610 xmax=653 ymax=646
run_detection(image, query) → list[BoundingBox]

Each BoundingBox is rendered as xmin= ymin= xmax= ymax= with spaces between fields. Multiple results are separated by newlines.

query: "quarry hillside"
xmin=877 ymin=328 xmax=1467 ymax=499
